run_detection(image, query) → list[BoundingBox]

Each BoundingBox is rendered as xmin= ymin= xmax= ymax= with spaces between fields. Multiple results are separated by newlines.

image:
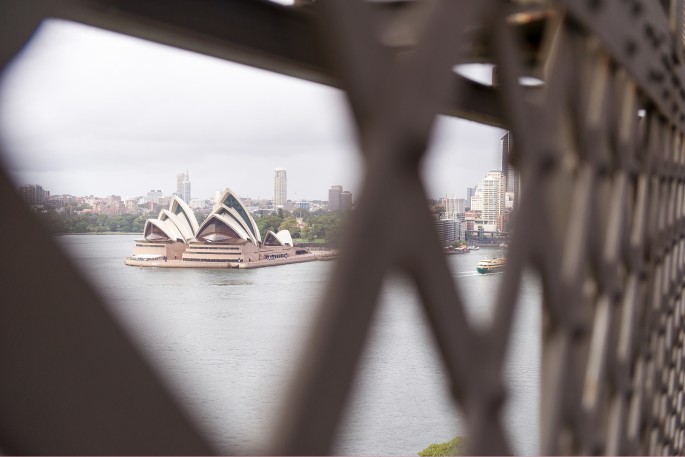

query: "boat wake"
xmin=454 ymin=272 xmax=481 ymax=278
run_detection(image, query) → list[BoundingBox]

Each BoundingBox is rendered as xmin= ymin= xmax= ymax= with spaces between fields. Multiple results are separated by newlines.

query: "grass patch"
xmin=418 ymin=437 xmax=464 ymax=456
xmin=292 ymin=238 xmax=326 ymax=244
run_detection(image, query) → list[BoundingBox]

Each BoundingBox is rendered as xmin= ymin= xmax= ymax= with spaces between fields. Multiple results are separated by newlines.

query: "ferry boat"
xmin=444 ymin=245 xmax=470 ymax=255
xmin=476 ymin=257 xmax=506 ymax=274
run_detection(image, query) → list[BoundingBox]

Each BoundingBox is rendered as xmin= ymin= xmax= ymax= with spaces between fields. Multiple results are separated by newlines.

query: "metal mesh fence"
xmin=1 ymin=0 xmax=685 ymax=454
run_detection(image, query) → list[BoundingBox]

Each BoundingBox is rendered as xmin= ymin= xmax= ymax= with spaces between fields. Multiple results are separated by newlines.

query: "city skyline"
xmin=0 ymin=19 xmax=503 ymax=202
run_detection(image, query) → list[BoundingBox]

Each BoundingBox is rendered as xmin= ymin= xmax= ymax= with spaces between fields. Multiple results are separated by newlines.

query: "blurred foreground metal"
xmin=2 ymin=0 xmax=685 ymax=454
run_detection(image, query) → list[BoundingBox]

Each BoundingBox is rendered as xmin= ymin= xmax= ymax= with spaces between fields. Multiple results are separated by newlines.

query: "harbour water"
xmin=58 ymin=234 xmax=540 ymax=455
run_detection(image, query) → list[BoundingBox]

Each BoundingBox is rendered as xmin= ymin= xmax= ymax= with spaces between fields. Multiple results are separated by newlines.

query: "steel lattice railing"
xmin=2 ymin=0 xmax=685 ymax=455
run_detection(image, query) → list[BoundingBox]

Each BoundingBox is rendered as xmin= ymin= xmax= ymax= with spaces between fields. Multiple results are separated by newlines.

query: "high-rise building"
xmin=274 ymin=168 xmax=287 ymax=207
xmin=466 ymin=186 xmax=477 ymax=208
xmin=183 ymin=170 xmax=191 ymax=203
xmin=435 ymin=218 xmax=462 ymax=244
xmin=176 ymin=170 xmax=191 ymax=203
xmin=470 ymin=192 xmax=483 ymax=212
xmin=146 ymin=189 xmax=163 ymax=203
xmin=18 ymin=184 xmax=47 ymax=206
xmin=480 ymin=170 xmax=505 ymax=232
xmin=505 ymin=192 xmax=515 ymax=210
xmin=339 ymin=191 xmax=353 ymax=211
xmin=328 ymin=185 xmax=343 ymax=211
xmin=444 ymin=196 xmax=467 ymax=219
xmin=501 ymin=132 xmax=519 ymax=201
xmin=438 ymin=195 xmax=464 ymax=243
xmin=182 ymin=180 xmax=191 ymax=203
xmin=176 ymin=172 xmax=186 ymax=195
xmin=19 ymin=185 xmax=36 ymax=206
xmin=501 ymin=132 xmax=520 ymax=232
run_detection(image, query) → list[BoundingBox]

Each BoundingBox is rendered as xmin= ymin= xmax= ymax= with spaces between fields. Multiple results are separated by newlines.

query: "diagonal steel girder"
xmin=0 ymin=167 xmax=216 ymax=454
xmin=559 ymin=0 xmax=685 ymax=131
xmin=268 ymin=1 xmax=516 ymax=455
xmin=0 ymin=0 xmax=511 ymax=454
xmin=0 ymin=2 xmax=219 ymax=455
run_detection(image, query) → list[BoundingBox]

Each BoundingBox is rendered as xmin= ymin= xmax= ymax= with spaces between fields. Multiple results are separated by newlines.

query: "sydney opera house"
xmin=125 ymin=188 xmax=313 ymax=268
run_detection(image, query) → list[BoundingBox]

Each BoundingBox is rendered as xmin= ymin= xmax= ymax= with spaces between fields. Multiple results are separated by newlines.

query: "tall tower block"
xmin=274 ymin=168 xmax=287 ymax=207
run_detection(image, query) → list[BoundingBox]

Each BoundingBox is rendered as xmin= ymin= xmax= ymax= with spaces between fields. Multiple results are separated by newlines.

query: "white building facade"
xmin=181 ymin=179 xmax=191 ymax=204
xmin=274 ymin=168 xmax=287 ymax=207
xmin=476 ymin=170 xmax=505 ymax=233
xmin=444 ymin=196 xmax=467 ymax=219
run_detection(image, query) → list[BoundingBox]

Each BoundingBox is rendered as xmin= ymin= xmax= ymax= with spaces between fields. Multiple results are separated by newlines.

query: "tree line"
xmin=37 ymin=208 xmax=151 ymax=234
xmin=37 ymin=207 xmax=348 ymax=245
xmin=255 ymin=208 xmax=345 ymax=245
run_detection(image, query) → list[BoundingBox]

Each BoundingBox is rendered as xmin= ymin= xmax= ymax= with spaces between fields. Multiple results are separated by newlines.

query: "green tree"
xmin=256 ymin=213 xmax=284 ymax=235
xmin=431 ymin=204 xmax=446 ymax=217
xmin=278 ymin=217 xmax=301 ymax=238
xmin=132 ymin=215 xmax=148 ymax=232
xmin=302 ymin=225 xmax=318 ymax=242
xmin=194 ymin=209 xmax=208 ymax=226
xmin=418 ymin=437 xmax=464 ymax=456
xmin=292 ymin=207 xmax=310 ymax=220
xmin=36 ymin=211 xmax=149 ymax=234
xmin=324 ymin=224 xmax=340 ymax=245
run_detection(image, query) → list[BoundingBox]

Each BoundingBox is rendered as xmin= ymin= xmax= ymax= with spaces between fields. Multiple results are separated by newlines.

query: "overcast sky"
xmin=0 ymin=18 xmax=504 ymax=202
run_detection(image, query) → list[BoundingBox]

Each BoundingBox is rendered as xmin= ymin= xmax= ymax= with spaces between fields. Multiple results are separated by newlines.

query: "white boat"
xmin=444 ymin=245 xmax=470 ymax=255
xmin=477 ymin=257 xmax=505 ymax=274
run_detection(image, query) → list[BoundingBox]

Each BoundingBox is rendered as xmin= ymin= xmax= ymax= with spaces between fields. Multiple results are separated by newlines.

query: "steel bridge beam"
xmin=8 ymin=0 xmax=512 ymax=128
xmin=5 ymin=0 xmax=685 ymax=455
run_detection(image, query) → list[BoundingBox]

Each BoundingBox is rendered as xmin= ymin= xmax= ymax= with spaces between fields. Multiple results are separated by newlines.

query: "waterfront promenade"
xmin=125 ymin=249 xmax=336 ymax=268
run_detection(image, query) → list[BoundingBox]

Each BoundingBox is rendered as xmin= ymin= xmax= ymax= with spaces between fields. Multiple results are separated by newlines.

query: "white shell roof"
xmin=263 ymin=229 xmax=293 ymax=246
xmin=144 ymin=218 xmax=184 ymax=242
xmin=219 ymin=205 xmax=258 ymax=245
xmin=140 ymin=188 xmax=261 ymax=246
xmin=216 ymin=188 xmax=261 ymax=243
xmin=170 ymin=195 xmax=200 ymax=234
xmin=275 ymin=230 xmax=293 ymax=246
xmin=159 ymin=209 xmax=194 ymax=241
xmin=196 ymin=213 xmax=251 ymax=242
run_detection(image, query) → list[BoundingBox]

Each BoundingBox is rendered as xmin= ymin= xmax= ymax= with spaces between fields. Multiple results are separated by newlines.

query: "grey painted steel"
xmin=0 ymin=173 xmax=216 ymax=454
xmin=3 ymin=0 xmax=685 ymax=455
xmin=54 ymin=0 xmax=509 ymax=127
